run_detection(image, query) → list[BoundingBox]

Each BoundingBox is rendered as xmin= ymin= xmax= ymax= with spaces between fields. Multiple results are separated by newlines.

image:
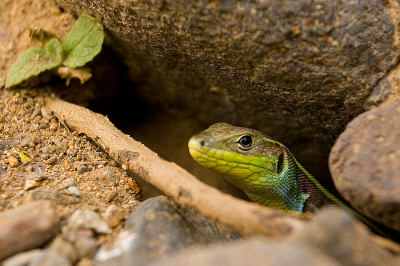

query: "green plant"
xmin=6 ymin=14 xmax=104 ymax=88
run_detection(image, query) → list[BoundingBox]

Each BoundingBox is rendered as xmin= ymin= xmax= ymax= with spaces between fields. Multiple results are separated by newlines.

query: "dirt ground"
xmin=0 ymin=0 xmax=246 ymax=237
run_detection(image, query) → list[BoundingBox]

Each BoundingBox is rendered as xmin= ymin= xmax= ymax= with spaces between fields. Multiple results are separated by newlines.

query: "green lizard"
xmin=188 ymin=123 xmax=387 ymax=236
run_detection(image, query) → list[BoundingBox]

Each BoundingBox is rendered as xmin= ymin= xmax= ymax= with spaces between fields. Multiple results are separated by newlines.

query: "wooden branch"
xmin=44 ymin=97 xmax=306 ymax=238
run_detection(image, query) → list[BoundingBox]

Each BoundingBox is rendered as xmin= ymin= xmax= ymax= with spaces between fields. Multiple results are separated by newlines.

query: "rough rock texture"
xmin=330 ymin=99 xmax=400 ymax=231
xmin=94 ymin=196 xmax=225 ymax=266
xmin=0 ymin=201 xmax=60 ymax=261
xmin=292 ymin=207 xmax=400 ymax=266
xmin=2 ymin=249 xmax=71 ymax=266
xmin=149 ymin=238 xmax=340 ymax=266
xmin=56 ymin=0 xmax=400 ymax=181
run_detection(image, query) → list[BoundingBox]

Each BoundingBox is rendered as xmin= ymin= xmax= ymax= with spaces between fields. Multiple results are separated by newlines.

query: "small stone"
xmin=24 ymin=180 xmax=39 ymax=191
xmin=48 ymin=237 xmax=78 ymax=263
xmin=58 ymin=142 xmax=69 ymax=154
xmin=103 ymin=190 xmax=118 ymax=202
xmin=41 ymin=147 xmax=53 ymax=154
xmin=77 ymin=164 xmax=89 ymax=173
xmin=67 ymin=186 xmax=81 ymax=197
xmin=50 ymin=121 xmax=58 ymax=131
xmin=47 ymin=155 xmax=58 ymax=165
xmin=75 ymin=236 xmax=98 ymax=259
xmin=7 ymin=156 xmax=19 ymax=167
xmin=103 ymin=205 xmax=124 ymax=228
xmin=100 ymin=170 xmax=116 ymax=183
xmin=29 ymin=172 xmax=47 ymax=182
xmin=0 ymin=201 xmax=60 ymax=261
xmin=20 ymin=136 xmax=33 ymax=147
xmin=61 ymin=177 xmax=76 ymax=188
xmin=40 ymin=107 xmax=52 ymax=118
xmin=68 ymin=140 xmax=75 ymax=150
xmin=69 ymin=210 xmax=112 ymax=234
xmin=63 ymin=159 xmax=72 ymax=169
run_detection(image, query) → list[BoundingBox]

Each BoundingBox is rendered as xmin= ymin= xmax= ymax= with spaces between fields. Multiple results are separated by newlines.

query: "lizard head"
xmin=188 ymin=123 xmax=285 ymax=191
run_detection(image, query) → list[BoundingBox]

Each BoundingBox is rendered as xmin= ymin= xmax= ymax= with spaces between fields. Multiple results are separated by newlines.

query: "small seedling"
xmin=6 ymin=14 xmax=104 ymax=88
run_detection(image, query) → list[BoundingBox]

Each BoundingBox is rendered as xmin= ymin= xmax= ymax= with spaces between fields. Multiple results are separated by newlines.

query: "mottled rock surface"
xmin=95 ymin=196 xmax=225 ymax=266
xmin=56 ymin=0 xmax=400 ymax=182
xmin=292 ymin=207 xmax=400 ymax=266
xmin=149 ymin=238 xmax=340 ymax=266
xmin=2 ymin=249 xmax=71 ymax=266
xmin=330 ymin=99 xmax=400 ymax=230
xmin=0 ymin=201 xmax=60 ymax=261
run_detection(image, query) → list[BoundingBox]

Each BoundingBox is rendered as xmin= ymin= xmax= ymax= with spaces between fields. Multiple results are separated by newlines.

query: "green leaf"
xmin=62 ymin=14 xmax=104 ymax=68
xmin=5 ymin=38 xmax=64 ymax=88
xmin=46 ymin=38 xmax=64 ymax=63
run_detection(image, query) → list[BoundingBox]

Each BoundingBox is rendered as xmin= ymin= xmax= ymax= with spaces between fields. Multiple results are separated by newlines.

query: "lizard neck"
xmin=222 ymin=158 xmax=309 ymax=212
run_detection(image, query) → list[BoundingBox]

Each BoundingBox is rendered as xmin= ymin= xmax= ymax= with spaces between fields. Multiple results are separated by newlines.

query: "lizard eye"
xmin=238 ymin=135 xmax=253 ymax=150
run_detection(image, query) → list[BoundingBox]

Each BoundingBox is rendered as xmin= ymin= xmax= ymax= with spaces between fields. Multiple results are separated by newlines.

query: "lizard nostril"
xmin=200 ymin=140 xmax=205 ymax=146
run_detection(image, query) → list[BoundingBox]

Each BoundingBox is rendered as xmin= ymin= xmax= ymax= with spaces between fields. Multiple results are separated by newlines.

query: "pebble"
xmin=330 ymin=99 xmax=400 ymax=230
xmin=50 ymin=121 xmax=58 ymax=131
xmin=47 ymin=155 xmax=58 ymax=165
xmin=7 ymin=156 xmax=19 ymax=167
xmin=100 ymin=170 xmax=116 ymax=183
xmin=67 ymin=186 xmax=81 ymax=197
xmin=24 ymin=180 xmax=39 ymax=190
xmin=48 ymin=237 xmax=78 ymax=263
xmin=103 ymin=190 xmax=118 ymax=202
xmin=61 ymin=177 xmax=76 ymax=188
xmin=75 ymin=236 xmax=98 ymax=259
xmin=0 ymin=201 xmax=60 ymax=261
xmin=77 ymin=164 xmax=89 ymax=173
xmin=28 ymin=172 xmax=48 ymax=182
xmin=103 ymin=205 xmax=124 ymax=228
xmin=63 ymin=159 xmax=72 ymax=169
xmin=69 ymin=210 xmax=112 ymax=234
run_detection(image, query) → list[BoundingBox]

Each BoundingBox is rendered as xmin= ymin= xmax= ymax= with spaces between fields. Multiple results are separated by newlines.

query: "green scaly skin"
xmin=188 ymin=123 xmax=388 ymax=237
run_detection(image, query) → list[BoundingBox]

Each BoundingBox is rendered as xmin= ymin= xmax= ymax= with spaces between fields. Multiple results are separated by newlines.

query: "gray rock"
xmin=0 ymin=201 xmax=60 ymax=261
xmin=2 ymin=250 xmax=71 ymax=266
xmin=69 ymin=210 xmax=112 ymax=234
xmin=292 ymin=207 xmax=400 ymax=266
xmin=94 ymin=196 xmax=224 ymax=266
xmin=330 ymin=99 xmax=400 ymax=230
xmin=149 ymin=238 xmax=340 ymax=266
xmin=57 ymin=0 xmax=400 ymax=183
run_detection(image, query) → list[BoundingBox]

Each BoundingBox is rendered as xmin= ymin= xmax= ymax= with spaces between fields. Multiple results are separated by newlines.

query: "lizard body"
xmin=188 ymin=123 xmax=387 ymax=236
